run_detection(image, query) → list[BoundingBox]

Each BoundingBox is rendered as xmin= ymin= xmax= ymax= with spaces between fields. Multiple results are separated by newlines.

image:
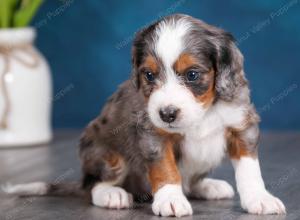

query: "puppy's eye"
xmin=186 ymin=70 xmax=200 ymax=81
xmin=144 ymin=71 xmax=155 ymax=82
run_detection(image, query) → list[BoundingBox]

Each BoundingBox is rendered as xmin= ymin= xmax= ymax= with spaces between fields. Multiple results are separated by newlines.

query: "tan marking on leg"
xmin=148 ymin=138 xmax=181 ymax=193
xmin=103 ymin=151 xmax=124 ymax=168
xmin=102 ymin=151 xmax=128 ymax=185
xmin=226 ymin=128 xmax=256 ymax=159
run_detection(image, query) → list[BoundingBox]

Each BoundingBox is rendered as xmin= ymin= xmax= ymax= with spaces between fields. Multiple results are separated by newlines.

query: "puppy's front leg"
xmin=148 ymin=139 xmax=192 ymax=217
xmin=228 ymin=126 xmax=286 ymax=215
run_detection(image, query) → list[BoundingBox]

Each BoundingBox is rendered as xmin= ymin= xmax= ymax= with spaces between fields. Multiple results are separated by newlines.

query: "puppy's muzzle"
xmin=159 ymin=105 xmax=179 ymax=123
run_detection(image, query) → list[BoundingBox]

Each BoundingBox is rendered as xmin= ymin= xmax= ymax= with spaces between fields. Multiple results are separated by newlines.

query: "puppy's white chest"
xmin=177 ymin=102 xmax=247 ymax=193
xmin=179 ymin=127 xmax=227 ymax=193
xmin=179 ymin=127 xmax=227 ymax=175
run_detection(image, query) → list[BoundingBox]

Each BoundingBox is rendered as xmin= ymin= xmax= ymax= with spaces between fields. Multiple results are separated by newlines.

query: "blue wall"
xmin=33 ymin=0 xmax=300 ymax=130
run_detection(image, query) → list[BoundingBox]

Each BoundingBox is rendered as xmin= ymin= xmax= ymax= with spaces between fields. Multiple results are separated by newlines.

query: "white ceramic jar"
xmin=0 ymin=28 xmax=52 ymax=147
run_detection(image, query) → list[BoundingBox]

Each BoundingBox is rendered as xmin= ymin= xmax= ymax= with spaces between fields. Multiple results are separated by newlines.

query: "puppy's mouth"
xmin=159 ymin=123 xmax=181 ymax=132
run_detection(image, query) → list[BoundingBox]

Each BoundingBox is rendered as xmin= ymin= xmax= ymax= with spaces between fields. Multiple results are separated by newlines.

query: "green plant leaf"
xmin=13 ymin=0 xmax=43 ymax=27
xmin=0 ymin=0 xmax=20 ymax=28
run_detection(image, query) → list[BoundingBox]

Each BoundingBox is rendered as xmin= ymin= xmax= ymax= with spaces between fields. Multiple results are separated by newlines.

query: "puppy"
xmin=3 ymin=14 xmax=286 ymax=217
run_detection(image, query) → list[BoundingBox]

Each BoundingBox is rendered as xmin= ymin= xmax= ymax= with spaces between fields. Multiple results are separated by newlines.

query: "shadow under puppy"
xmin=3 ymin=14 xmax=286 ymax=217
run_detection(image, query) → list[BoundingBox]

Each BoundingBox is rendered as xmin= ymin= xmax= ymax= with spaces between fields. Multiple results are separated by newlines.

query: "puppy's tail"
xmin=1 ymin=182 xmax=85 ymax=197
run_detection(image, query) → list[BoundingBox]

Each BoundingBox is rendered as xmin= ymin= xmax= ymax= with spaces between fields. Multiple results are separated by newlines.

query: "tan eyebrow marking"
xmin=140 ymin=55 xmax=159 ymax=73
xmin=173 ymin=53 xmax=199 ymax=74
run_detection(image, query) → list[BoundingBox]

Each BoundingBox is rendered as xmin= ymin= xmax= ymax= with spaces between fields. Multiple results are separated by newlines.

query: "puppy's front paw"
xmin=92 ymin=184 xmax=133 ymax=209
xmin=241 ymin=191 xmax=286 ymax=215
xmin=152 ymin=184 xmax=192 ymax=217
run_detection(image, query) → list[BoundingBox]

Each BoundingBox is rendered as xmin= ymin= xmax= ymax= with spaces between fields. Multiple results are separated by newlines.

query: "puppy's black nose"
xmin=159 ymin=106 xmax=179 ymax=123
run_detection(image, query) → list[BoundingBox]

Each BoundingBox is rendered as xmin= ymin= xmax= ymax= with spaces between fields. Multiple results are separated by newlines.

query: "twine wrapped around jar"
xmin=0 ymin=44 xmax=39 ymax=129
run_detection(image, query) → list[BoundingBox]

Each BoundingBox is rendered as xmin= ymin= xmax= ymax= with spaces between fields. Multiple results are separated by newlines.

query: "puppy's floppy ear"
xmin=131 ymin=28 xmax=148 ymax=90
xmin=214 ymin=31 xmax=248 ymax=102
xmin=131 ymin=46 xmax=140 ymax=90
xmin=131 ymin=21 xmax=159 ymax=90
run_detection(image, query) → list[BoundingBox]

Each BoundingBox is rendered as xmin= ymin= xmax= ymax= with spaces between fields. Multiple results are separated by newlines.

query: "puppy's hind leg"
xmin=79 ymin=119 xmax=134 ymax=210
xmin=81 ymin=147 xmax=133 ymax=209
xmin=190 ymin=178 xmax=235 ymax=200
xmin=90 ymin=152 xmax=133 ymax=209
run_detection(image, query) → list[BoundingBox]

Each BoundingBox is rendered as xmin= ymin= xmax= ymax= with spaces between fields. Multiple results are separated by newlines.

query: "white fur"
xmin=215 ymin=101 xmax=248 ymax=128
xmin=232 ymin=157 xmax=286 ymax=214
xmin=2 ymin=182 xmax=48 ymax=195
xmin=91 ymin=183 xmax=133 ymax=209
xmin=155 ymin=17 xmax=191 ymax=69
xmin=152 ymin=184 xmax=192 ymax=217
xmin=191 ymin=178 xmax=234 ymax=200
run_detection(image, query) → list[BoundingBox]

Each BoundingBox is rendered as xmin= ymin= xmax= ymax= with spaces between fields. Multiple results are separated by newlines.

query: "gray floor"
xmin=0 ymin=130 xmax=299 ymax=220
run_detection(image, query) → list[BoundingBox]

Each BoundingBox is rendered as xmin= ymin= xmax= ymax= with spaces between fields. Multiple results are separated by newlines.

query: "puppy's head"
xmin=132 ymin=14 xmax=246 ymax=133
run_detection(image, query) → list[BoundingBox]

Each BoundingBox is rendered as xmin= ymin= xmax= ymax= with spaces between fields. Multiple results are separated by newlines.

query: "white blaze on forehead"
xmin=155 ymin=18 xmax=191 ymax=70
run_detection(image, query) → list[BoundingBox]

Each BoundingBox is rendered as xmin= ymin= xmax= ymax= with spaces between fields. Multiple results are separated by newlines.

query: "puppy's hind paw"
xmin=92 ymin=184 xmax=133 ymax=209
xmin=191 ymin=178 xmax=235 ymax=200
